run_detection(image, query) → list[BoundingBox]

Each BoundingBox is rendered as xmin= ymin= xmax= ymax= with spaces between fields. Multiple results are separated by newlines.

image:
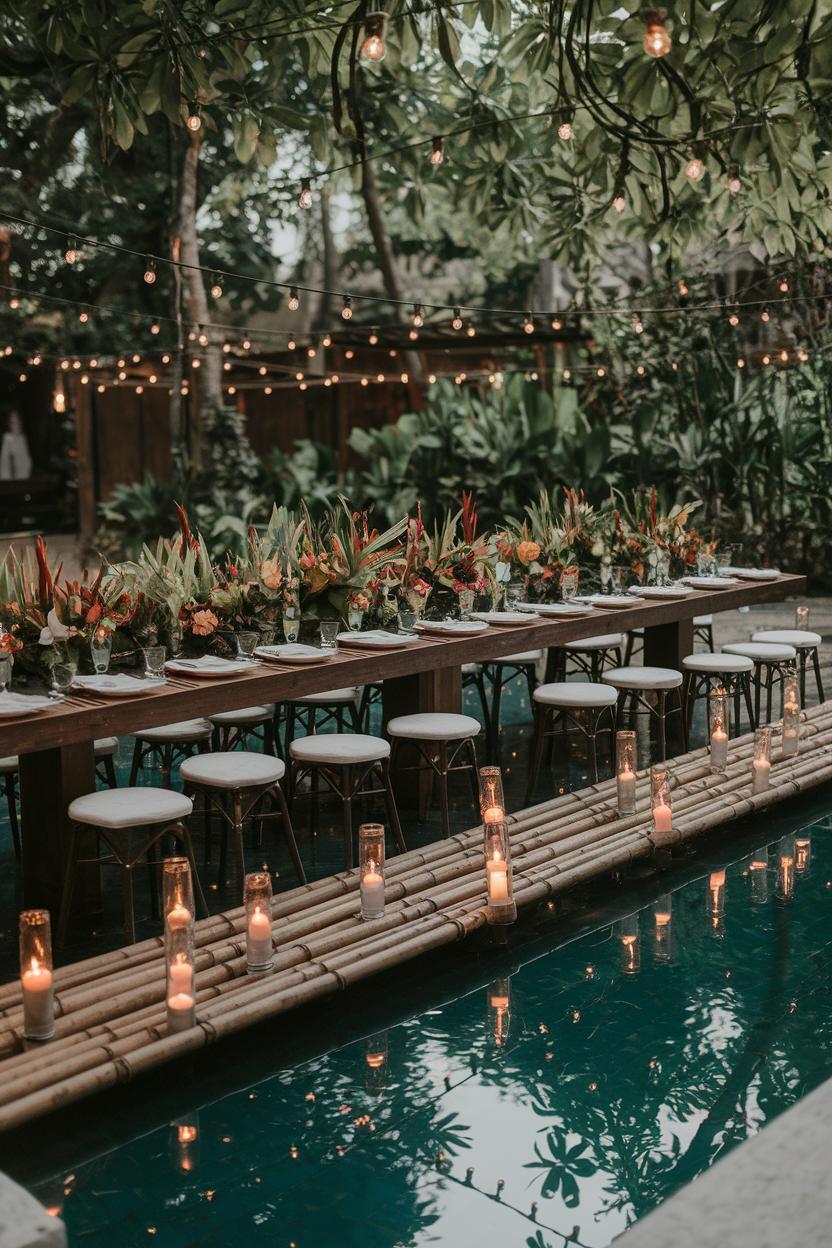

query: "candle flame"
xmin=178 ymin=1125 xmax=197 ymax=1144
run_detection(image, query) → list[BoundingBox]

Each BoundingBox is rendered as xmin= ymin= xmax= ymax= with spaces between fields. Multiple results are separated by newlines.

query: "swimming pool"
xmin=4 ymin=807 xmax=832 ymax=1248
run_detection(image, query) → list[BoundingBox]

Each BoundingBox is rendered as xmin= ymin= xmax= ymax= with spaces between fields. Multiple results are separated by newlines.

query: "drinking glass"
xmin=611 ymin=565 xmax=629 ymax=592
xmin=320 ymin=621 xmax=339 ymax=652
xmin=504 ymin=580 xmax=523 ymax=610
xmin=144 ymin=645 xmax=167 ymax=678
xmin=0 ymin=654 xmax=12 ymax=694
xmin=283 ymin=607 xmax=300 ymax=644
xmin=560 ymin=567 xmax=579 ymax=600
xmin=458 ymin=589 xmax=475 ymax=619
xmin=236 ymin=631 xmax=258 ymax=659
xmin=91 ymin=629 xmax=112 ymax=674
xmin=398 ymin=606 xmax=416 ymax=632
xmin=50 ymin=652 xmax=77 ymax=698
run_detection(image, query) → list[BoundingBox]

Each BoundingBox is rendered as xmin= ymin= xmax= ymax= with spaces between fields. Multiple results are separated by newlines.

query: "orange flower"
xmin=191 ymin=609 xmax=219 ymax=637
xmin=516 ymin=541 xmax=542 ymax=565
xmin=260 ymin=559 xmax=283 ymax=591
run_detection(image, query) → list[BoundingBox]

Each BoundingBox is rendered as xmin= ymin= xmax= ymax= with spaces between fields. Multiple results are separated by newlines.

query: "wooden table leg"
xmin=383 ymin=666 xmax=462 ymax=806
xmin=643 ymin=617 xmax=694 ymax=671
xmin=19 ymin=741 xmax=98 ymax=914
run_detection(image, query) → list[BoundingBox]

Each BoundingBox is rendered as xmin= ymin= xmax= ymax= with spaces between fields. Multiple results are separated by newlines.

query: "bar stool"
xmin=681 ymin=653 xmax=755 ymax=735
xmin=129 ymin=718 xmax=213 ymax=788
xmin=387 ymin=712 xmax=481 ymax=838
xmin=3 ymin=738 xmax=120 ymax=860
xmin=94 ymin=737 xmax=119 ymax=788
xmin=284 ymin=687 xmax=359 ymax=755
xmin=288 ymin=733 xmax=406 ymax=868
xmin=357 ymin=683 xmax=383 ymax=732
xmin=722 ymin=642 xmax=797 ymax=724
xmin=751 ymin=629 xmax=824 ymax=703
xmin=209 ymin=704 xmax=276 ymax=755
xmin=180 ymin=751 xmax=305 ymax=887
xmin=560 ymin=634 xmax=625 ymax=681
xmin=623 ymin=629 xmax=643 ymax=666
xmin=462 ymin=663 xmax=491 ymax=738
xmin=694 ymin=614 xmax=714 ymax=649
xmin=602 ymin=666 xmax=687 ymax=761
xmin=484 ymin=651 xmax=542 ymax=749
xmin=57 ymin=787 xmax=207 ymax=948
xmin=525 ymin=683 xmax=617 ymax=801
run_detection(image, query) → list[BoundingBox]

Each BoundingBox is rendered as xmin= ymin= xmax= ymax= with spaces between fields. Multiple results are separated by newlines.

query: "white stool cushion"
xmin=133 ymin=718 xmax=213 ymax=743
xmin=462 ymin=662 xmax=482 ymax=675
xmin=751 ymin=629 xmax=822 ymax=649
xmin=0 ymin=755 xmax=18 ymax=774
xmin=209 ymin=704 xmax=275 ymax=726
xmin=723 ymin=642 xmax=797 ymax=662
xmin=534 ymin=682 xmax=618 ymax=709
xmin=292 ymin=687 xmax=358 ymax=705
xmin=492 ymin=649 xmax=544 ymax=664
xmin=564 ymin=634 xmax=625 ymax=652
xmin=602 ymin=666 xmax=683 ymax=690
xmin=387 ymin=712 xmax=481 ymax=741
xmin=69 ymin=786 xmax=193 ymax=829
xmin=180 ymin=751 xmax=285 ymax=789
xmin=94 ymin=737 xmax=119 ymax=756
xmin=682 ymin=653 xmax=754 ymax=674
xmin=694 ymin=614 xmax=713 ymax=626
xmin=290 ymin=733 xmax=390 ymax=765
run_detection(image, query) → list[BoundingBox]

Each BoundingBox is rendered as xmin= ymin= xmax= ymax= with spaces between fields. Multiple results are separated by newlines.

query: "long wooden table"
xmin=1 ymin=574 xmax=804 ymax=909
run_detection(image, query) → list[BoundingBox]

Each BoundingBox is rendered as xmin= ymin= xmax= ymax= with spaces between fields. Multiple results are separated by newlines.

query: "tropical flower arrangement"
xmin=407 ymin=494 xmax=494 ymax=618
xmin=496 ymin=489 xmax=579 ymax=602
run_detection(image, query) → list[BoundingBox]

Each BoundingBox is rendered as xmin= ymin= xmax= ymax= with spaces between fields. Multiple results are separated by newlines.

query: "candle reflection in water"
xmin=364 ymin=1032 xmax=389 ymax=1093
xmin=709 ymin=869 xmax=726 ymax=936
xmin=618 ymin=916 xmax=641 ymax=975
xmin=795 ymin=836 xmax=812 ymax=874
xmin=777 ymin=852 xmax=795 ymax=900
xmin=749 ymin=859 xmax=768 ymax=904
xmin=653 ymin=895 xmax=673 ymax=963
xmin=487 ymin=976 xmax=511 ymax=1047
xmin=169 ymin=1116 xmax=200 ymax=1173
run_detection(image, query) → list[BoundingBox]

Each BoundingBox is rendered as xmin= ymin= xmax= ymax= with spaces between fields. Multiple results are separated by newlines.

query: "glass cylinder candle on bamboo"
xmin=244 ymin=871 xmax=273 ymax=972
xmin=359 ymin=823 xmax=385 ymax=920
xmin=480 ymin=768 xmax=516 ymax=923
xmin=781 ymin=666 xmax=800 ymax=758
xmin=751 ymin=726 xmax=772 ymax=794
xmin=163 ymin=858 xmax=196 ymax=1033
xmin=708 ymin=688 xmax=729 ymax=772
xmin=487 ymin=976 xmax=511 ymax=1047
xmin=650 ymin=766 xmax=673 ymax=835
xmin=616 ymin=730 xmax=637 ymax=814
xmin=19 ymin=909 xmax=54 ymax=1041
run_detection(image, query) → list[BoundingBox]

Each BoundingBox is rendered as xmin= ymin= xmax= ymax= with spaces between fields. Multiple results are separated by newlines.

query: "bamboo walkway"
xmin=1 ymin=701 xmax=832 ymax=1132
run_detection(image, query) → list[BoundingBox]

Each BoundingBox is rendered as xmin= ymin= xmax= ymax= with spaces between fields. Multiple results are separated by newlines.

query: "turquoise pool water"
xmin=4 ymin=805 xmax=832 ymax=1248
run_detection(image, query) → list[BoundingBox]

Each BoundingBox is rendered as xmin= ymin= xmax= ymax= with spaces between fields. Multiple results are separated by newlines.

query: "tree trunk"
xmin=360 ymin=158 xmax=423 ymax=385
xmin=313 ymin=186 xmax=336 ymax=329
xmin=177 ymin=129 xmax=223 ymax=473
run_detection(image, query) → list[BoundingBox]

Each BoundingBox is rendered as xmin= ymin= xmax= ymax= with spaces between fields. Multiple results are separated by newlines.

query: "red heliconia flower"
xmin=461 ymin=491 xmax=478 ymax=544
xmin=86 ymin=601 xmax=102 ymax=625
xmin=176 ymin=503 xmax=198 ymax=556
xmin=35 ymin=536 xmax=52 ymax=610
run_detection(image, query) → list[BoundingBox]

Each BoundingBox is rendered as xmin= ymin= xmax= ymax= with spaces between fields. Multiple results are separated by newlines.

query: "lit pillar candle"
xmin=359 ymin=824 xmax=386 ymax=921
xmin=709 ymin=688 xmax=729 ymax=772
xmin=650 ymin=765 xmax=673 ymax=838
xmin=480 ymin=766 xmax=516 ymax=922
xmin=166 ymin=989 xmax=196 ymax=1032
xmin=616 ymin=731 xmax=637 ymax=814
xmin=751 ymin=726 xmax=771 ymax=793
xmin=244 ymin=871 xmax=274 ymax=971
xmin=19 ymin=910 xmax=55 ymax=1041
xmin=483 ymin=805 xmax=505 ymax=825
xmin=487 ymin=854 xmax=509 ymax=902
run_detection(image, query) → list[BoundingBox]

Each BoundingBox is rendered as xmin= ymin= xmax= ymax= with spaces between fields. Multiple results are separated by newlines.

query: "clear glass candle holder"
xmin=359 ymin=823 xmax=385 ymax=920
xmin=487 ymin=976 xmax=511 ymax=1047
xmin=650 ymin=765 xmax=673 ymax=835
xmin=482 ymin=815 xmax=516 ymax=925
xmin=244 ymin=871 xmax=274 ymax=972
xmin=163 ymin=856 xmax=194 ymax=930
xmin=19 ymin=909 xmax=54 ymax=1041
xmin=781 ymin=665 xmax=800 ymax=758
xmin=560 ymin=566 xmax=579 ymax=600
xmin=164 ymin=859 xmax=196 ymax=1033
xmin=616 ymin=731 xmax=637 ymax=814
xmin=283 ymin=603 xmax=300 ymax=644
xmin=708 ymin=688 xmax=729 ymax=772
xmin=751 ymin=726 xmax=772 ymax=794
xmin=236 ymin=630 xmax=258 ymax=659
xmin=479 ymin=765 xmax=506 ymax=826
xmin=143 ymin=645 xmax=167 ymax=679
xmin=653 ymin=895 xmax=673 ymax=963
xmin=90 ymin=625 xmax=112 ymax=674
xmin=795 ymin=605 xmax=809 ymax=630
xmin=619 ymin=916 xmax=641 ymax=975
xmin=319 ymin=620 xmax=339 ymax=651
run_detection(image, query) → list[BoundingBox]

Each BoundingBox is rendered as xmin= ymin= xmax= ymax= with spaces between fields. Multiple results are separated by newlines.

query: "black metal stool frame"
xmin=288 ymin=756 xmax=405 ymax=869
xmin=525 ymin=702 xmax=616 ymax=803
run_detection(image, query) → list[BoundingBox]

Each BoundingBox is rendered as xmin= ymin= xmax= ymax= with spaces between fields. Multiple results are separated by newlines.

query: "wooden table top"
xmin=0 ymin=574 xmax=805 ymax=758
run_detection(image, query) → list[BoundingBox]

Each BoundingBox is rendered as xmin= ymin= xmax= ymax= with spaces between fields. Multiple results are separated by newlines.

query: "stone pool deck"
xmin=615 ymin=1072 xmax=832 ymax=1248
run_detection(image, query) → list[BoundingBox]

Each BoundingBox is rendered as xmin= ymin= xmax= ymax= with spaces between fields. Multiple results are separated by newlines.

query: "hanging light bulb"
xmin=685 ymin=155 xmax=704 ymax=182
xmin=779 ymin=349 xmax=788 ymax=363
xmin=143 ymin=257 xmax=157 ymax=284
xmin=287 ymin=287 xmax=300 ymax=311
xmin=298 ymin=179 xmax=313 ymax=210
xmin=523 ymin=314 xmax=535 ymax=335
xmin=678 ymin=278 xmax=689 ymax=300
xmin=79 ymin=310 xmax=89 ymax=323
xmin=8 ymin=298 xmax=20 ymax=310
xmin=361 ymin=12 xmax=387 ymax=62
xmin=430 ymin=136 xmax=444 ymax=165
xmin=408 ymin=328 xmax=419 ymax=341
xmin=632 ymin=313 xmax=644 ymax=334
xmin=368 ymin=329 xmax=379 ymax=345
xmin=728 ymin=310 xmax=740 ymax=327
xmin=612 ymin=194 xmax=626 ymax=213
xmin=65 ymin=237 xmax=78 ymax=264
xmin=551 ymin=316 xmax=563 ymax=330
xmin=451 ymin=307 xmax=463 ymax=331
xmin=557 ymin=119 xmax=573 ymax=141
xmin=53 ymin=377 xmax=66 ymax=412
xmin=412 ymin=304 xmax=424 ymax=328
xmin=762 ymin=354 xmax=771 ymax=366
xmin=242 ymin=336 xmax=251 ymax=350
xmin=726 ymin=171 xmax=742 ymax=195
xmin=210 ymin=277 xmax=223 ymax=299
xmin=642 ymin=9 xmax=671 ymax=57
xmin=341 ymin=295 xmax=353 ymax=320
xmin=322 ymin=333 xmax=332 ymax=347
xmin=761 ymin=307 xmax=770 ymax=323
xmin=779 ymin=278 xmax=790 ymax=293
xmin=737 ymin=356 xmax=746 ymax=368
xmin=466 ymin=322 xmax=476 ymax=337
xmin=186 ymin=106 xmax=202 ymax=132
xmin=636 ymin=364 xmax=646 ymax=376
xmin=562 ymin=368 xmax=572 ymax=381
xmin=151 ymin=322 xmax=161 ymax=334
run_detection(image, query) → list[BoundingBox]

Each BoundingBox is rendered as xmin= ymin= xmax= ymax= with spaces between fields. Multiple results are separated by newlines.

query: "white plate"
xmin=72 ymin=674 xmax=167 ymax=696
xmin=0 ymin=692 xmax=54 ymax=718
xmin=414 ymin=619 xmax=491 ymax=636
xmin=165 ymin=656 xmax=255 ymax=677
xmin=581 ymin=594 xmax=645 ymax=608
xmin=718 ymin=566 xmax=782 ymax=581
xmin=629 ymin=585 xmax=697 ymax=599
xmin=517 ymin=601 xmax=595 ymax=617
xmin=335 ymin=630 xmax=421 ymax=648
xmin=680 ymin=576 xmax=742 ymax=589
xmin=255 ymin=643 xmax=330 ymax=664
xmin=470 ymin=611 xmax=538 ymax=626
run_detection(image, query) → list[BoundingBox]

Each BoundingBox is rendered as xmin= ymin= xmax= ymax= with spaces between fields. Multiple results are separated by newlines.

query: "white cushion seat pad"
xmin=534 ymin=682 xmax=618 ymax=708
xmin=602 ymin=666 xmax=683 ymax=690
xmin=180 ymin=751 xmax=284 ymax=789
xmin=133 ymin=718 xmax=212 ymax=742
xmin=694 ymin=614 xmax=714 ymax=626
xmin=387 ymin=712 xmax=481 ymax=741
xmin=94 ymin=737 xmax=119 ymax=755
xmin=751 ymin=629 xmax=822 ymax=649
xmin=564 ymin=634 xmax=625 ymax=652
xmin=292 ymin=687 xmax=358 ymax=705
xmin=209 ymin=704 xmax=275 ymax=725
xmin=492 ymin=649 xmax=544 ymax=664
xmin=723 ymin=642 xmax=797 ymax=662
xmin=682 ymin=653 xmax=753 ymax=674
xmin=69 ymin=787 xmax=192 ymax=828
xmin=290 ymin=733 xmax=390 ymax=765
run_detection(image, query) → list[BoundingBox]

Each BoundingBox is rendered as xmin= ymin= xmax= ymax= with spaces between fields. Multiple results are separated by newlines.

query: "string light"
xmin=79 ymin=310 xmax=89 ymax=323
xmin=761 ymin=307 xmax=770 ymax=322
xmin=678 ymin=279 xmax=689 ymax=300
xmin=210 ymin=277 xmax=223 ymax=299
xmin=65 ymin=238 xmax=78 ymax=264
xmin=737 ymin=356 xmax=746 ymax=368
xmin=288 ymin=287 xmax=300 ymax=311
xmin=727 ymin=171 xmax=742 ymax=194
xmin=728 ymin=309 xmax=740 ymax=327
xmin=151 ymin=322 xmax=161 ymax=334
xmin=143 ymin=258 xmax=157 ymax=284
xmin=632 ymin=313 xmax=644 ymax=333
xmin=361 ymin=12 xmax=387 ymax=62
xmin=642 ymin=9 xmax=671 ymax=57
xmin=466 ymin=322 xmax=476 ymax=337
xmin=612 ymin=194 xmax=626 ymax=213
xmin=451 ymin=308 xmax=463 ymax=331
xmin=430 ymin=136 xmax=444 ymax=165
xmin=8 ymin=297 xmax=20 ymax=310
xmin=412 ymin=304 xmax=424 ymax=328
xmin=322 ymin=333 xmax=332 ymax=347
xmin=779 ymin=278 xmax=789 ymax=293
xmin=242 ymin=336 xmax=252 ymax=350
xmin=557 ymin=119 xmax=574 ymax=141
xmin=685 ymin=155 xmax=705 ymax=182
xmin=523 ymin=314 xmax=535 ymax=335
xmin=186 ymin=106 xmax=202 ymax=132
xmin=408 ymin=328 xmax=419 ymax=341
xmin=779 ymin=349 xmax=788 ymax=363
xmin=299 ymin=179 xmax=313 ymax=209
xmin=368 ymin=329 xmax=379 ymax=345
xmin=341 ymin=296 xmax=353 ymax=320
xmin=551 ymin=317 xmax=562 ymax=330
xmin=562 ymin=368 xmax=571 ymax=381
